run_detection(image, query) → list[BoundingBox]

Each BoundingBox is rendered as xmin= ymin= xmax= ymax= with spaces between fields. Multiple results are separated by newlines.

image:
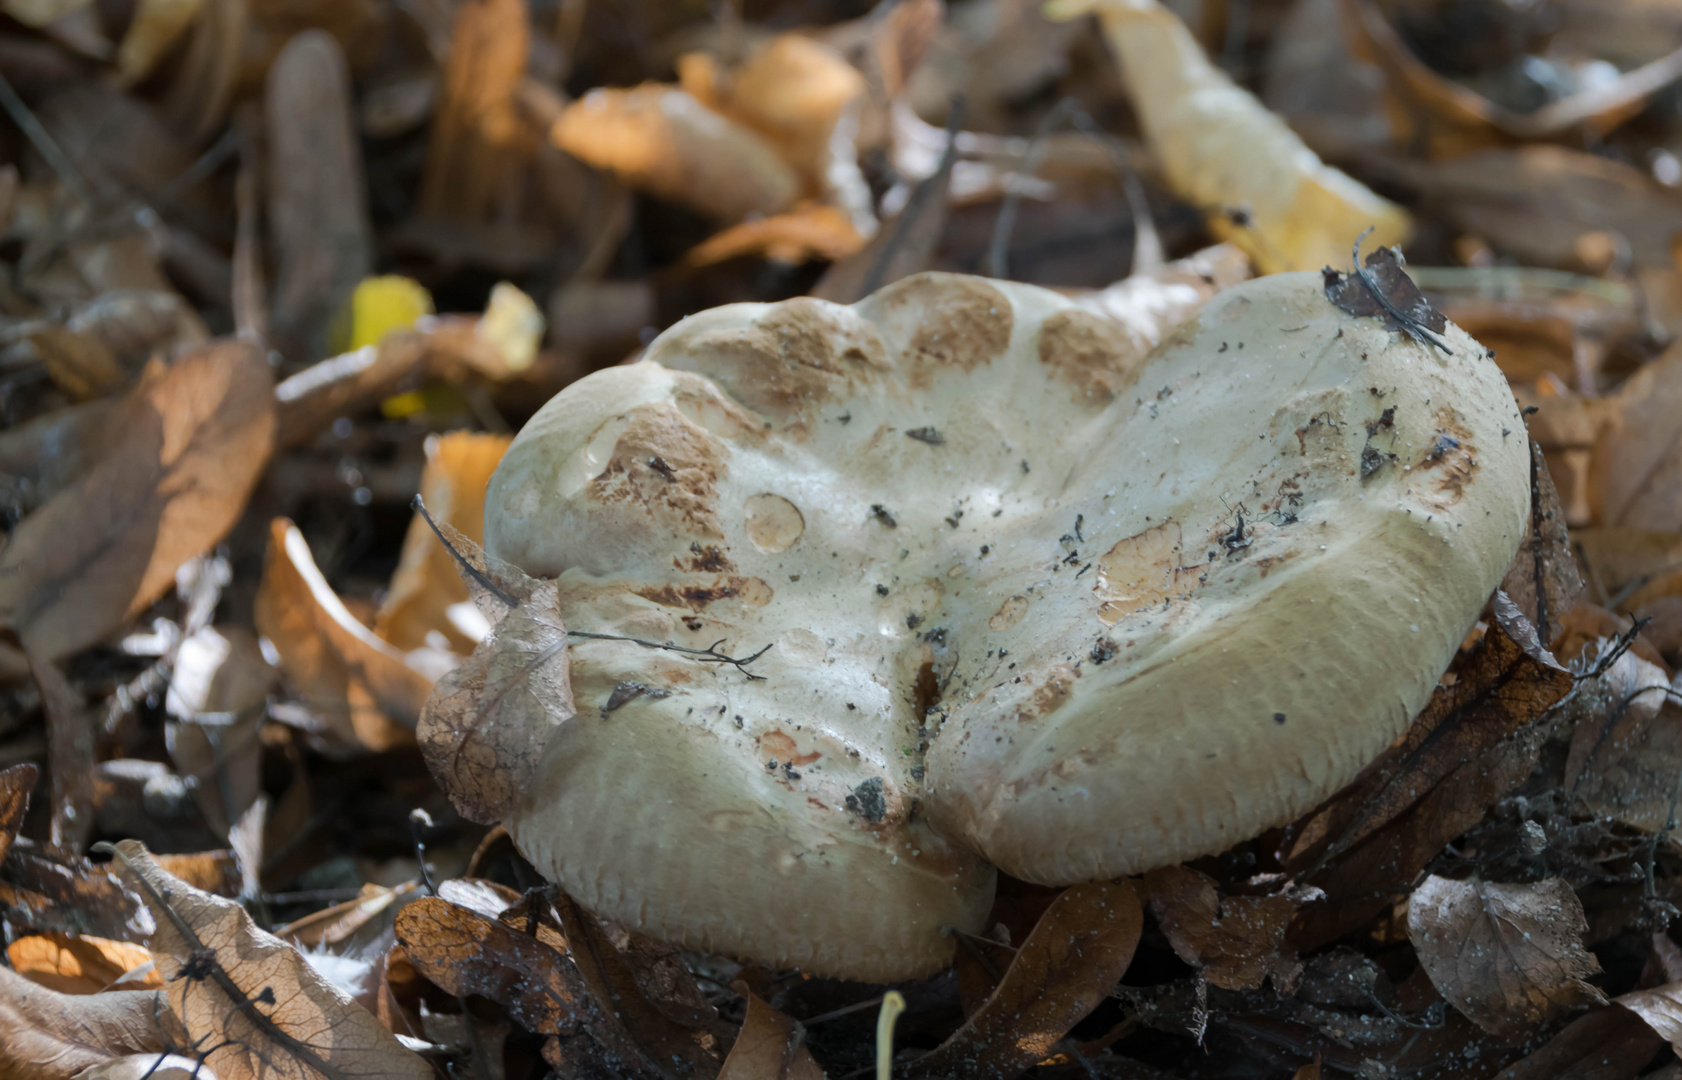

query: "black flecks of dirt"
xmin=906 ymin=426 xmax=945 ymax=445
xmin=846 ymin=778 xmax=887 ymax=823
xmin=1274 ymin=712 xmax=1288 ymax=724
xmin=870 ymin=504 xmax=898 ymax=528
xmin=602 ymin=682 xmax=670 ymax=717
xmin=1091 ymin=639 xmax=1118 ymax=664
xmin=647 ymin=455 xmax=677 ymax=481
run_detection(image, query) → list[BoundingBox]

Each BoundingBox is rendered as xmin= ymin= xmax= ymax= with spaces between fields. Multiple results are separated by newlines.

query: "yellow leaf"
xmin=1047 ymin=0 xmax=1409 ymax=273
xmin=334 ymin=275 xmax=434 ymax=354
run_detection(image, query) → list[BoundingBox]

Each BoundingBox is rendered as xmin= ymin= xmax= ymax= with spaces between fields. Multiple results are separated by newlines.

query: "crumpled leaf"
xmin=1322 ymin=244 xmax=1449 ymax=351
xmin=7 ymin=931 xmax=161 ymax=993
xmin=908 ymin=880 xmax=1142 ymax=1079
xmin=0 ymin=965 xmax=176 ymax=1080
xmin=1563 ymin=651 xmax=1682 ymax=834
xmin=417 ymin=529 xmax=571 ymax=825
xmin=1407 ymin=875 xmax=1606 ymax=1039
xmin=718 ymin=983 xmax=824 ymax=1080
xmin=0 ymin=340 xmax=274 ymax=662
xmin=255 ymin=519 xmax=432 ymax=753
xmin=549 ymin=84 xmax=799 ymax=222
xmin=104 ymin=839 xmax=432 ymax=1080
xmin=377 ymin=432 xmax=511 ymax=654
xmin=1144 ymin=866 xmax=1303 ymax=992
xmin=1047 ymin=0 xmax=1410 ymax=273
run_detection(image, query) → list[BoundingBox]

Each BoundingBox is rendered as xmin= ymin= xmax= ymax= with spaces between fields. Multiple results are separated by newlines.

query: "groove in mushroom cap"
xmin=484 ymin=270 xmax=1528 ymax=979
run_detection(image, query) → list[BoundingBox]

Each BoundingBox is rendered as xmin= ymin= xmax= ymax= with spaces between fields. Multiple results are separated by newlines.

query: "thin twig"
xmin=412 ymin=495 xmax=516 ymax=608
xmin=986 ymin=98 xmax=1076 ymax=279
xmin=0 ymin=70 xmax=96 ymax=206
xmin=860 ymin=95 xmax=965 ymax=298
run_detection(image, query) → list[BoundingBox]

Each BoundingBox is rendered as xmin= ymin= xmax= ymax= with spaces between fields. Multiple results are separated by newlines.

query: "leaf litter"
xmin=13 ymin=0 xmax=1682 ymax=1077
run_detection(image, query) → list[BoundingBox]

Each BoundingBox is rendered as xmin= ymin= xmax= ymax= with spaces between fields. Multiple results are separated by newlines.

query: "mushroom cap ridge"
xmin=484 ymin=270 xmax=1529 ymax=979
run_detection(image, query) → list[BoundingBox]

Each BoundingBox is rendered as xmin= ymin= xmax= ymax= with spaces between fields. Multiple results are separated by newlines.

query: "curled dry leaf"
xmin=0 ymin=341 xmax=274 ymax=663
xmin=1593 ymin=340 xmax=1682 ymax=532
xmin=1047 ymin=0 xmax=1409 ymax=273
xmin=376 ymin=432 xmax=511 ymax=654
xmin=1144 ymin=866 xmax=1302 ymax=992
xmin=416 ymin=529 xmax=570 ymax=825
xmin=0 ymin=965 xmax=176 ymax=1080
xmin=718 ymin=983 xmax=824 ymax=1080
xmin=255 ymin=518 xmax=432 ymax=752
xmin=1407 ymin=875 xmax=1606 ymax=1040
xmin=0 ymin=761 xmax=37 ymax=866
xmin=908 ymin=881 xmax=1143 ymax=1080
xmin=550 ymin=85 xmax=799 ymax=223
xmin=104 ymin=839 xmax=432 ymax=1080
xmin=7 ymin=931 xmax=161 ymax=993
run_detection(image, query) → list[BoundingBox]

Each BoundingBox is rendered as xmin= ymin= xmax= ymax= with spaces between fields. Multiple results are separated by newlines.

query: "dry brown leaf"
xmin=25 ymin=645 xmax=96 ymax=859
xmin=376 ymin=432 xmax=511 ymax=654
xmin=0 ymin=965 xmax=176 ymax=1080
xmin=0 ymin=762 xmax=36 ymax=866
xmin=255 ymin=518 xmax=431 ymax=752
xmin=116 ymin=0 xmax=205 ymax=86
xmin=416 ymin=529 xmax=570 ymax=825
xmin=105 ymin=839 xmax=432 ymax=1080
xmin=1618 ymin=979 xmax=1682 ymax=1056
xmin=161 ymin=0 xmax=244 ymax=141
xmin=80 ymin=1054 xmax=226 ymax=1080
xmin=0 ymin=340 xmax=274 ymax=663
xmin=1492 ymin=1004 xmax=1664 ymax=1080
xmin=0 ymin=846 xmax=151 ymax=942
xmin=718 ymin=983 xmax=824 ymax=1080
xmin=418 ymin=0 xmax=530 ymax=222
xmin=1594 ymin=343 xmax=1682 ymax=532
xmin=1049 ymin=0 xmax=1409 ymax=273
xmin=265 ymin=30 xmax=374 ymax=359
xmin=685 ymin=204 xmax=866 ymax=268
xmin=278 ymin=882 xmax=413 ymax=949
xmin=548 ymin=890 xmax=728 ymax=1076
xmin=1564 ymin=652 xmax=1682 ymax=834
xmin=68 ymin=290 xmax=211 ymax=369
xmin=7 ymin=931 xmax=161 ymax=993
xmin=30 ymin=324 xmax=127 ymax=400
xmin=1286 ymin=595 xmax=1574 ymax=870
xmin=550 ymin=85 xmax=799 ymax=223
xmin=0 ymin=398 xmax=123 ymax=520
xmin=909 ymin=881 xmax=1143 ymax=1080
xmin=1144 ymin=866 xmax=1302 ymax=992
xmin=1407 ymin=875 xmax=1606 ymax=1040
xmin=393 ymin=895 xmax=603 ymax=1038
xmin=1499 ymin=439 xmax=1584 ymax=642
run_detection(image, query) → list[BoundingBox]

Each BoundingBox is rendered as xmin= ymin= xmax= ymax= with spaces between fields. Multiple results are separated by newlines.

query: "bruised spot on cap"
xmin=1037 ymin=308 xmax=1148 ymax=402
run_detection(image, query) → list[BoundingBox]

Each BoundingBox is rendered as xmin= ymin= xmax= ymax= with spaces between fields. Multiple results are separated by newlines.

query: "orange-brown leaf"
xmin=0 ymin=966 xmax=175 ymax=1080
xmin=718 ymin=983 xmax=824 ymax=1080
xmin=1144 ymin=866 xmax=1302 ymax=992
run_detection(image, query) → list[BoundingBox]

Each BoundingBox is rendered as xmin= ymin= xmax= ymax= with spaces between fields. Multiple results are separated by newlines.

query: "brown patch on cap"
xmin=1037 ymin=308 xmax=1148 ymax=402
xmin=662 ymin=299 xmax=887 ymax=425
xmin=872 ymin=275 xmax=1013 ymax=388
xmin=635 ymin=575 xmax=773 ymax=611
xmin=989 ymin=594 xmax=1031 ymax=632
xmin=1094 ymin=521 xmax=1199 ymax=625
xmin=1017 ymin=663 xmax=1080 ymax=724
xmin=1417 ymin=408 xmax=1479 ymax=507
xmin=590 ymin=404 xmax=726 ymax=540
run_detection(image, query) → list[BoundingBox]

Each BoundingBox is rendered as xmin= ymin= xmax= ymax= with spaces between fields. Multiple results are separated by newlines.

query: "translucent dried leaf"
xmin=417 ymin=566 xmax=570 ymax=824
xmin=550 ymin=85 xmax=799 ymax=222
xmin=105 ymin=839 xmax=432 ymax=1080
xmin=1144 ymin=866 xmax=1302 ymax=992
xmin=255 ymin=518 xmax=432 ymax=752
xmin=910 ymin=881 xmax=1143 ymax=1079
xmin=0 ymin=966 xmax=174 ymax=1080
xmin=1047 ymin=0 xmax=1410 ymax=273
xmin=0 ymin=340 xmax=274 ymax=662
xmin=1407 ymin=875 xmax=1606 ymax=1039
xmin=718 ymin=983 xmax=824 ymax=1080
xmin=377 ymin=432 xmax=511 ymax=654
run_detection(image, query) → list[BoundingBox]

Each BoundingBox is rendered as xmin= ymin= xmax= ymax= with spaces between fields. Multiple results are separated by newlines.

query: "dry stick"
xmin=985 ymin=98 xmax=1077 ymax=280
xmin=859 ymin=96 xmax=966 ymax=298
xmin=95 ymin=842 xmax=356 ymax=1080
xmin=410 ymin=495 xmax=773 ymax=679
xmin=231 ymin=114 xmax=269 ymax=348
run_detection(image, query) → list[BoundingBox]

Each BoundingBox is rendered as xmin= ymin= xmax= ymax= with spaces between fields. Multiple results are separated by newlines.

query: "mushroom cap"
xmin=484 ymin=271 xmax=1528 ymax=980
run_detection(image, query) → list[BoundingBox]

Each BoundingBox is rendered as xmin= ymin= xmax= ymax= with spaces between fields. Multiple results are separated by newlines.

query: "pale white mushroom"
xmin=478 ymin=268 xmax=1528 ymax=980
